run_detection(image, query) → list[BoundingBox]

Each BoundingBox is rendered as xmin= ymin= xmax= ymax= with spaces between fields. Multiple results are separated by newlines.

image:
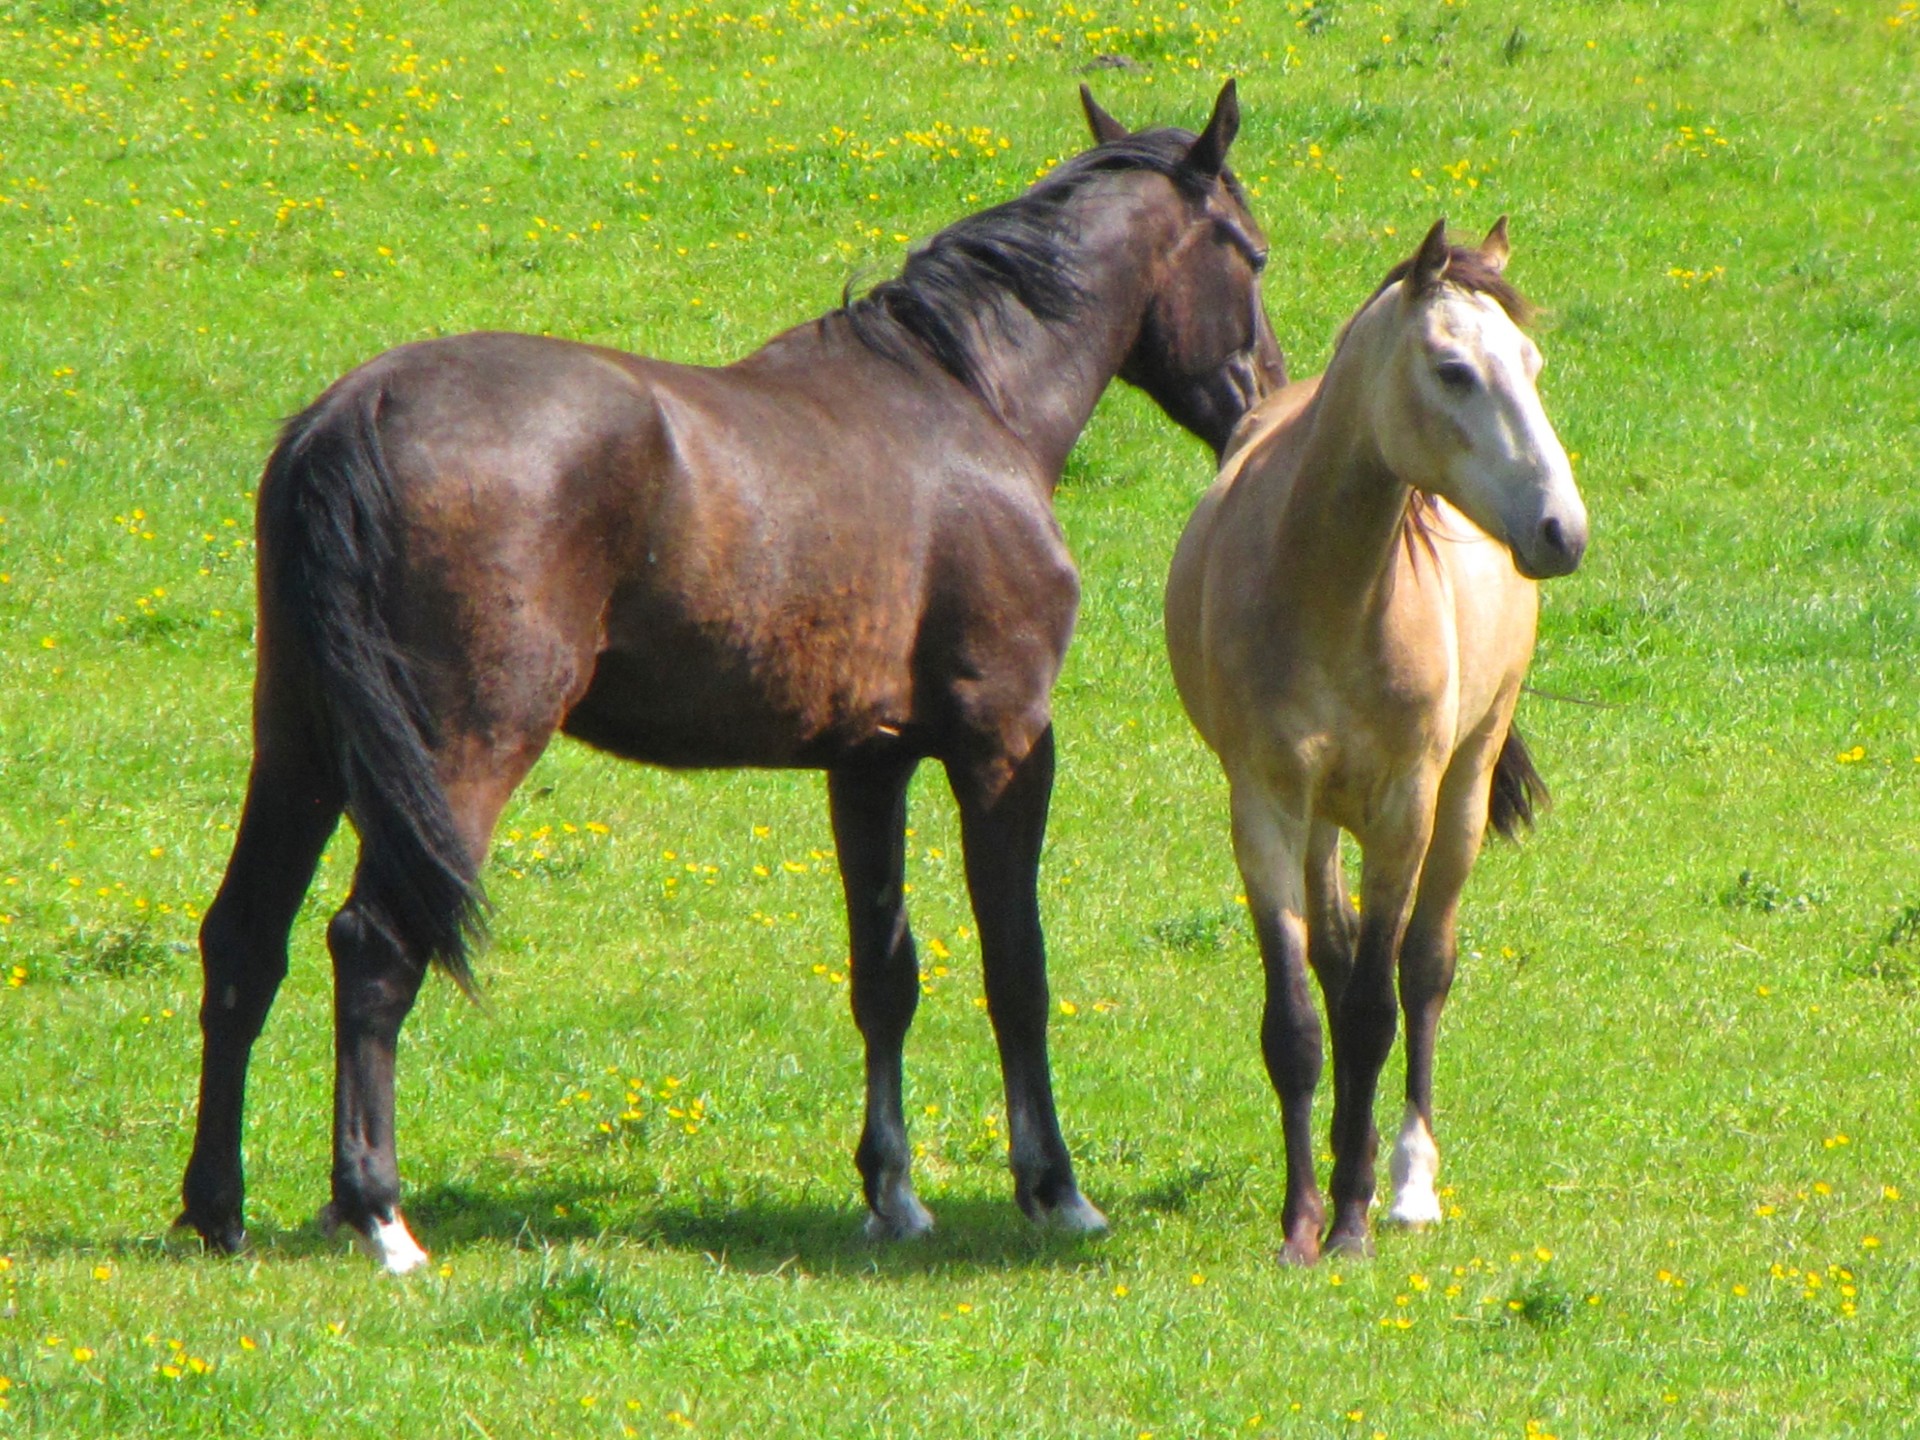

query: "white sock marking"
xmin=355 ymin=1211 xmax=429 ymax=1274
xmin=1386 ymin=1104 xmax=1443 ymax=1228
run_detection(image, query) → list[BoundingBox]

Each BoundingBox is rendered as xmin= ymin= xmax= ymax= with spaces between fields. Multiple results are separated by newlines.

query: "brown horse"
xmin=1165 ymin=220 xmax=1585 ymax=1264
xmin=180 ymin=83 xmax=1284 ymax=1270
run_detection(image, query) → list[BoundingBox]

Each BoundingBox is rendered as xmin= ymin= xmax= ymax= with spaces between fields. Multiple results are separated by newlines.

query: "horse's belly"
xmin=560 ymin=642 xmax=909 ymax=769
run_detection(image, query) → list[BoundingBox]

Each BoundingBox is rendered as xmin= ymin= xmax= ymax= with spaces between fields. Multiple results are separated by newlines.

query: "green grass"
xmin=2 ymin=0 xmax=1918 ymax=1434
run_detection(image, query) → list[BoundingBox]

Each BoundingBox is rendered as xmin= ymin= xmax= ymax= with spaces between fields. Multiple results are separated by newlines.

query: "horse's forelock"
xmin=1377 ymin=245 xmax=1535 ymax=328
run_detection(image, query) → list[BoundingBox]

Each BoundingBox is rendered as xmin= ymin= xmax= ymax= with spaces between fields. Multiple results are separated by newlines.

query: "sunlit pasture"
xmin=1 ymin=1 xmax=1916 ymax=1436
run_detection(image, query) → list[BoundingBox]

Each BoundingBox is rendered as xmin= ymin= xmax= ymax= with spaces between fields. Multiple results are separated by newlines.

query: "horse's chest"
xmin=1288 ymin=643 xmax=1455 ymax=834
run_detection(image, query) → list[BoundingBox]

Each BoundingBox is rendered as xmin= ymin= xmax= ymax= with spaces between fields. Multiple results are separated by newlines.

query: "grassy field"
xmin=2 ymin=0 xmax=1917 ymax=1434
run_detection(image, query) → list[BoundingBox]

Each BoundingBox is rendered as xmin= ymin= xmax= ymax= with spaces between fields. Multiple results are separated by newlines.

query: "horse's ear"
xmin=1479 ymin=215 xmax=1511 ymax=273
xmin=1183 ymin=78 xmax=1240 ymax=177
xmin=1410 ymin=218 xmax=1451 ymax=292
xmin=1080 ymin=84 xmax=1130 ymax=145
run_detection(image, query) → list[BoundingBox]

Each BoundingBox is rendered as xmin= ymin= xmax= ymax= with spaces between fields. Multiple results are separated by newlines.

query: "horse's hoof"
xmin=864 ymin=1192 xmax=936 ymax=1241
xmin=1034 ymin=1190 xmax=1110 ymax=1236
xmin=1279 ymin=1223 xmax=1323 ymax=1267
xmin=1385 ymin=1190 xmax=1444 ymax=1229
xmin=173 ymin=1209 xmax=246 ymax=1256
xmin=362 ymin=1213 xmax=431 ymax=1275
xmin=1324 ymin=1227 xmax=1375 ymax=1260
xmin=320 ymin=1203 xmax=431 ymax=1274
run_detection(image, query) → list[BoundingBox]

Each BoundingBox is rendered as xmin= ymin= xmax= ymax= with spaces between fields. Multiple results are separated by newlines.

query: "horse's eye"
xmin=1435 ymin=360 xmax=1477 ymax=391
xmin=1212 ymin=219 xmax=1266 ymax=272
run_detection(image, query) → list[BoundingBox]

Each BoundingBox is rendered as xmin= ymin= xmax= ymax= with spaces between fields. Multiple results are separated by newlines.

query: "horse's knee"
xmin=1336 ymin=985 xmax=1399 ymax=1070
xmin=1260 ymin=1005 xmax=1323 ymax=1098
xmin=980 ymin=978 xmax=1048 ymax=1055
xmin=1399 ymin=925 xmax=1457 ymax=1000
xmin=849 ymin=936 xmax=920 ymax=1040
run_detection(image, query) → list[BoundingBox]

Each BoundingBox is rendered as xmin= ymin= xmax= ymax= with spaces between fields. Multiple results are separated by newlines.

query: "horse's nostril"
xmin=1530 ymin=513 xmax=1587 ymax=576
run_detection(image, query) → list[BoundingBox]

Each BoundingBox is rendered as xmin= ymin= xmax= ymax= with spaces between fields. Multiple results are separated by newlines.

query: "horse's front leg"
xmin=1388 ymin=758 xmax=1495 ymax=1229
xmin=1325 ymin=792 xmax=1434 ymax=1257
xmin=948 ymin=726 xmax=1106 ymax=1232
xmin=1230 ymin=782 xmax=1322 ymax=1263
xmin=828 ymin=755 xmax=935 ymax=1238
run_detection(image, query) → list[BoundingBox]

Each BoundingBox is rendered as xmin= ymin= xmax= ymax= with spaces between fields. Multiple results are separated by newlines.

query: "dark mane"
xmin=839 ymin=128 xmax=1213 ymax=398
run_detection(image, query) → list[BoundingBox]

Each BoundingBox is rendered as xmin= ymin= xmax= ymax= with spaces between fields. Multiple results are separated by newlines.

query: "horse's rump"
xmin=259 ymin=384 xmax=487 ymax=988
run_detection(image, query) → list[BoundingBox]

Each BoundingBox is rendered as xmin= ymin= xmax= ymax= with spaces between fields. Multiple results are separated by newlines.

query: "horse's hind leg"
xmin=324 ymin=736 xmax=552 ymax=1273
xmin=1387 ymin=767 xmax=1492 ymax=1230
xmin=181 ymin=731 xmax=343 ymax=1253
xmin=321 ymin=882 xmax=433 ymax=1272
xmin=948 ymin=727 xmax=1105 ymax=1233
xmin=829 ymin=754 xmax=934 ymax=1238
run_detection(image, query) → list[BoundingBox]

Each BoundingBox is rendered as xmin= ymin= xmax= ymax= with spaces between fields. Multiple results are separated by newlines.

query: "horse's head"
xmin=1370 ymin=218 xmax=1587 ymax=579
xmin=1086 ymin=81 xmax=1286 ymax=460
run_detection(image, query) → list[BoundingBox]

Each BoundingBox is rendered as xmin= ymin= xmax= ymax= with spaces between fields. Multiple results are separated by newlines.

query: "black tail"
xmin=1487 ymin=724 xmax=1550 ymax=841
xmin=259 ymin=384 xmax=486 ymax=991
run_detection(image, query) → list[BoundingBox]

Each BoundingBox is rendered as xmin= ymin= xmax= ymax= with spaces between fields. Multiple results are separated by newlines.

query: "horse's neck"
xmin=1273 ymin=303 xmax=1421 ymax=611
xmin=962 ymin=190 xmax=1166 ymax=480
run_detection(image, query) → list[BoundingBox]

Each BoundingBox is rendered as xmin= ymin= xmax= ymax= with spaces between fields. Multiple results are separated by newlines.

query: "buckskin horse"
xmin=1165 ymin=220 xmax=1585 ymax=1264
xmin=180 ymin=82 xmax=1284 ymax=1270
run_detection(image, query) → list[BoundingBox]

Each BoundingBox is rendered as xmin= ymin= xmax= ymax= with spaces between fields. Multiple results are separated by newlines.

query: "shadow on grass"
xmin=14 ymin=1165 xmax=1227 ymax=1277
xmin=407 ymin=1175 xmax=1117 ymax=1275
xmin=639 ymin=1193 xmax=1113 ymax=1276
